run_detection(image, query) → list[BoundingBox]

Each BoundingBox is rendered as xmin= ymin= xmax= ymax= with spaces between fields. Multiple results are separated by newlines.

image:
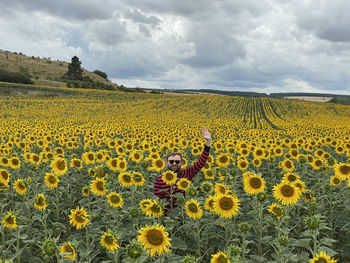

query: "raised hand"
xmin=201 ymin=127 xmax=212 ymax=146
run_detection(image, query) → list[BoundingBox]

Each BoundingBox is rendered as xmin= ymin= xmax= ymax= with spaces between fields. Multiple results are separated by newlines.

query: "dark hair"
xmin=166 ymin=152 xmax=182 ymax=161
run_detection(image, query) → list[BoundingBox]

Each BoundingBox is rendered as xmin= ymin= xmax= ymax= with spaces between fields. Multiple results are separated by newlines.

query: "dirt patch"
xmin=284 ymin=96 xmax=332 ymax=102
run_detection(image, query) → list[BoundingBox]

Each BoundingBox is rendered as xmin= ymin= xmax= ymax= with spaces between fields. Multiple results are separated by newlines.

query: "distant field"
xmin=284 ymin=96 xmax=332 ymax=102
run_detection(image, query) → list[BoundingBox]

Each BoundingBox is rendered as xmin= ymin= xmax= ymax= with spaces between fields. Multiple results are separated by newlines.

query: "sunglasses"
xmin=168 ymin=160 xmax=181 ymax=164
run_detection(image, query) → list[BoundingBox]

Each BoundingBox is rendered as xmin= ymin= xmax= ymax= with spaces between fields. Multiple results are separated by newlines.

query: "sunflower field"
xmin=0 ymin=86 xmax=350 ymax=263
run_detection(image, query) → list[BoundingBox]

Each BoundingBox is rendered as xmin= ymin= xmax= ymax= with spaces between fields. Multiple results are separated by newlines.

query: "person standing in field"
xmin=153 ymin=127 xmax=211 ymax=215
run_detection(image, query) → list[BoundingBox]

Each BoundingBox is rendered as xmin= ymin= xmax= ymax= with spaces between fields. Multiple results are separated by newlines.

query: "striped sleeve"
xmin=182 ymin=144 xmax=210 ymax=181
xmin=153 ymin=175 xmax=171 ymax=199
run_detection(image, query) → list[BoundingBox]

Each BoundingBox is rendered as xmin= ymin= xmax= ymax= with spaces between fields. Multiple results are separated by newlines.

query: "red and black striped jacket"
xmin=153 ymin=145 xmax=210 ymax=213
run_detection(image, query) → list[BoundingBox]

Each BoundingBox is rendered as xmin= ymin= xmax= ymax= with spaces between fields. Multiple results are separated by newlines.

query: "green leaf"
xmin=171 ymin=237 xmax=187 ymax=250
xmin=320 ymin=237 xmax=336 ymax=246
xmin=292 ymin=238 xmax=311 ymax=247
xmin=318 ymin=246 xmax=337 ymax=257
xmin=249 ymin=255 xmax=267 ymax=262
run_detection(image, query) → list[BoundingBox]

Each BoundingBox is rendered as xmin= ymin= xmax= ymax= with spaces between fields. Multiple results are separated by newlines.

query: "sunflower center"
xmin=6 ymin=215 xmax=14 ymax=224
xmin=220 ymin=155 xmax=228 ymax=163
xmin=123 ymin=175 xmax=131 ymax=183
xmin=281 ymin=185 xmax=294 ymax=197
xmin=188 ymin=203 xmax=198 ymax=213
xmin=147 ymin=230 xmax=164 ymax=246
xmin=1 ymin=171 xmax=9 ymax=180
xmin=315 ymin=160 xmax=322 ymax=167
xmin=256 ymin=150 xmax=263 ymax=156
xmin=134 ymin=175 xmax=142 ymax=182
xmin=134 ymin=153 xmax=140 ymax=159
xmin=273 ymin=207 xmax=283 ymax=217
xmin=65 ymin=246 xmax=73 ymax=253
xmin=314 ymin=259 xmax=327 ymax=263
xmin=111 ymin=195 xmax=120 ymax=204
xmin=166 ymin=174 xmax=174 ymax=180
xmin=105 ymin=235 xmax=114 ymax=245
xmin=49 ymin=176 xmax=56 ymax=184
xmin=151 ymin=204 xmax=161 ymax=213
xmin=288 ymin=174 xmax=296 ymax=181
xmin=57 ymin=160 xmax=66 ymax=170
xmin=19 ymin=182 xmax=26 ymax=189
xmin=12 ymin=159 xmax=19 ymax=165
xmin=111 ymin=160 xmax=117 ymax=167
xmin=88 ymin=154 xmax=94 ymax=161
xmin=250 ymin=177 xmax=262 ymax=189
xmin=155 ymin=160 xmax=163 ymax=168
xmin=96 ymin=181 xmax=105 ymax=191
xmin=217 ymin=255 xmax=228 ymax=263
xmin=219 ymin=197 xmax=233 ymax=210
xmin=119 ymin=162 xmax=126 ymax=169
xmin=75 ymin=213 xmax=85 ymax=223
xmin=74 ymin=160 xmax=81 ymax=167
xmin=285 ymin=161 xmax=292 ymax=169
xmin=340 ymin=165 xmax=350 ymax=175
xmin=240 ymin=162 xmax=247 ymax=168
xmin=37 ymin=196 xmax=44 ymax=205
xmin=333 ymin=178 xmax=340 ymax=184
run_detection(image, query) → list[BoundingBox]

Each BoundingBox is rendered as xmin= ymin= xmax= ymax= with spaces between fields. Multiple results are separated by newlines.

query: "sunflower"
xmin=131 ymin=151 xmax=143 ymax=163
xmin=280 ymin=159 xmax=295 ymax=172
xmin=107 ymin=192 xmax=124 ymax=208
xmin=0 ymin=169 xmax=10 ymax=185
xmin=152 ymin=158 xmax=165 ymax=172
xmin=132 ymin=172 xmax=145 ymax=186
xmin=204 ymin=169 xmax=215 ymax=180
xmin=137 ymin=224 xmax=171 ymax=257
xmin=211 ymin=251 xmax=230 ymax=263
xmin=216 ymin=153 xmax=230 ymax=167
xmin=311 ymin=159 xmax=323 ymax=169
xmin=69 ymin=207 xmax=90 ymax=229
xmin=145 ymin=201 xmax=163 ymax=218
xmin=13 ymin=179 xmax=27 ymax=195
xmin=50 ymin=158 xmax=68 ymax=176
xmin=243 ymin=174 xmax=265 ymax=195
xmin=201 ymin=181 xmax=214 ymax=193
xmin=185 ymin=199 xmax=203 ymax=220
xmin=334 ymin=163 xmax=350 ymax=180
xmin=252 ymin=158 xmax=262 ymax=168
xmin=140 ymin=199 xmax=153 ymax=214
xmin=282 ymin=173 xmax=300 ymax=183
xmin=30 ymin=153 xmax=41 ymax=164
xmin=82 ymin=186 xmax=90 ymax=197
xmin=292 ymin=180 xmax=306 ymax=193
xmin=2 ymin=212 xmax=17 ymax=229
xmin=82 ymin=151 xmax=95 ymax=165
xmin=214 ymin=183 xmax=227 ymax=195
xmin=237 ymin=159 xmax=249 ymax=170
xmin=268 ymin=203 xmax=284 ymax=220
xmin=302 ymin=190 xmax=316 ymax=202
xmin=213 ymin=194 xmax=240 ymax=219
xmin=44 ymin=173 xmax=59 ymax=189
xmin=70 ymin=158 xmax=82 ymax=168
xmin=106 ymin=157 xmax=118 ymax=171
xmin=273 ymin=183 xmax=301 ymax=206
xmin=177 ymin=178 xmax=191 ymax=191
xmin=0 ymin=156 xmax=9 ymax=167
xmin=309 ymin=251 xmax=337 ymax=263
xmin=100 ymin=232 xmax=119 ymax=252
xmin=330 ymin=175 xmax=342 ymax=186
xmin=90 ymin=178 xmax=107 ymax=196
xmin=118 ymin=172 xmax=133 ymax=187
xmin=60 ymin=242 xmax=76 ymax=260
xmin=117 ymin=158 xmax=127 ymax=172
xmin=205 ymin=196 xmax=216 ymax=212
xmin=34 ymin=194 xmax=47 ymax=211
xmin=8 ymin=157 xmax=21 ymax=169
xmin=162 ymin=170 xmax=177 ymax=185
xmin=254 ymin=148 xmax=265 ymax=159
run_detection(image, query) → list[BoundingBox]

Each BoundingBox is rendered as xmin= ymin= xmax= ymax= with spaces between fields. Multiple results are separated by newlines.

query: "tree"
xmin=93 ymin=70 xmax=108 ymax=80
xmin=65 ymin=56 xmax=83 ymax=80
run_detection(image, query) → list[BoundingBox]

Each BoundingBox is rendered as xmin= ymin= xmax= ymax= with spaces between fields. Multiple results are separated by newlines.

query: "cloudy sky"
xmin=1 ymin=0 xmax=350 ymax=94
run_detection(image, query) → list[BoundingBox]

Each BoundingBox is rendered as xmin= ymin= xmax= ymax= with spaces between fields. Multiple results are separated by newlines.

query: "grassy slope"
xmin=0 ymin=50 xmax=115 ymax=88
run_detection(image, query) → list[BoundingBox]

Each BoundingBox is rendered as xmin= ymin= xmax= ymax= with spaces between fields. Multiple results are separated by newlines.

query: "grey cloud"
xmin=124 ymin=9 xmax=161 ymax=26
xmin=296 ymin=1 xmax=350 ymax=42
xmin=0 ymin=0 xmax=118 ymax=21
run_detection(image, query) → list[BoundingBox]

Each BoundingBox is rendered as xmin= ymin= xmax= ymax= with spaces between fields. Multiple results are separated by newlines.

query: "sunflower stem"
xmin=55 ymin=187 xmax=59 ymax=220
xmin=86 ymin=225 xmax=91 ymax=262
xmin=196 ymin=220 xmax=201 ymax=257
xmin=16 ymin=227 xmax=21 ymax=263
xmin=113 ymin=250 xmax=119 ymax=263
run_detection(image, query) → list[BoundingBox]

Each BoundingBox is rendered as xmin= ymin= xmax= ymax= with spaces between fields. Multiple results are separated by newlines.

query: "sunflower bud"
xmin=126 ymin=241 xmax=143 ymax=259
xmin=238 ymin=222 xmax=251 ymax=234
xmin=129 ymin=207 xmax=140 ymax=218
xmin=304 ymin=215 xmax=322 ymax=230
xmin=141 ymin=160 xmax=149 ymax=168
xmin=225 ymin=244 xmax=241 ymax=258
xmin=307 ymin=202 xmax=319 ymax=213
xmin=31 ymin=164 xmax=39 ymax=171
xmin=182 ymin=255 xmax=197 ymax=263
xmin=41 ymin=239 xmax=57 ymax=258
xmin=256 ymin=192 xmax=266 ymax=202
xmin=277 ymin=235 xmax=289 ymax=247
xmin=187 ymin=187 xmax=197 ymax=197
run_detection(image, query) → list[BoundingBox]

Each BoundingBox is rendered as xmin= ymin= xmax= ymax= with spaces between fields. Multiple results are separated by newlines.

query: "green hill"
xmin=0 ymin=50 xmax=116 ymax=88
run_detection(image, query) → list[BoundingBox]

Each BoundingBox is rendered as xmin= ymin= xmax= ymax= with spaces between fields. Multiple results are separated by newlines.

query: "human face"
xmin=166 ymin=155 xmax=182 ymax=172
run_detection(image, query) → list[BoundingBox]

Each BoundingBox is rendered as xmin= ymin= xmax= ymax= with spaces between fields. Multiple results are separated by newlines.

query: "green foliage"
xmin=0 ymin=68 xmax=33 ymax=84
xmin=93 ymin=70 xmax=108 ymax=80
xmin=64 ymin=56 xmax=83 ymax=80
